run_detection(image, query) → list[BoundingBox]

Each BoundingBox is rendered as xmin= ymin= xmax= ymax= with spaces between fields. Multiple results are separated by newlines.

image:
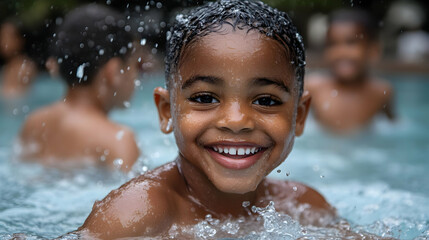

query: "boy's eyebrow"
xmin=252 ymin=77 xmax=290 ymax=93
xmin=181 ymin=75 xmax=222 ymax=90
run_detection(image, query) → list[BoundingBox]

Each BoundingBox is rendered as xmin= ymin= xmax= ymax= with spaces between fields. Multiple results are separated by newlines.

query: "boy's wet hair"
xmin=54 ymin=4 xmax=134 ymax=87
xmin=166 ymin=0 xmax=306 ymax=96
xmin=329 ymin=8 xmax=377 ymax=41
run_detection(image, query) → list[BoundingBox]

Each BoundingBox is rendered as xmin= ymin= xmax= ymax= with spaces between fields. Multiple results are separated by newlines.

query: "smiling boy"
xmin=306 ymin=9 xmax=394 ymax=134
xmin=75 ymin=0 xmax=335 ymax=238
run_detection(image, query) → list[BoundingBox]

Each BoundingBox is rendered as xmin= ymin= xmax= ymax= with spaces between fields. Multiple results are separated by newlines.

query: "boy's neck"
xmin=64 ymin=86 xmax=109 ymax=115
xmin=176 ymin=155 xmax=265 ymax=217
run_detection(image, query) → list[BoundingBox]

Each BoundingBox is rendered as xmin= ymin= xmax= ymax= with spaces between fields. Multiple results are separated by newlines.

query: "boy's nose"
xmin=216 ymin=100 xmax=255 ymax=133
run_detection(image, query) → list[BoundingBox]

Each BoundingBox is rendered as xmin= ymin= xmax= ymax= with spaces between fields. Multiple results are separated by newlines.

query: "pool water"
xmin=0 ymin=73 xmax=428 ymax=239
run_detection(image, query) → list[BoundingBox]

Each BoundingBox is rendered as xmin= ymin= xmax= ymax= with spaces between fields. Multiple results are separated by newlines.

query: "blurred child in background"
xmin=19 ymin=4 xmax=140 ymax=171
xmin=306 ymin=9 xmax=394 ymax=134
xmin=0 ymin=20 xmax=37 ymax=99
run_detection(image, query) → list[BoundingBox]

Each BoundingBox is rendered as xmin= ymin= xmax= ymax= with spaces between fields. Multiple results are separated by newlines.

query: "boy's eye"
xmin=253 ymin=96 xmax=282 ymax=106
xmin=189 ymin=93 xmax=219 ymax=104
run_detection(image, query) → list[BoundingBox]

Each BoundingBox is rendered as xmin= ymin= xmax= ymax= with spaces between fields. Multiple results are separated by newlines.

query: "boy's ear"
xmin=154 ymin=87 xmax=173 ymax=134
xmin=104 ymin=57 xmax=122 ymax=86
xmin=295 ymin=90 xmax=311 ymax=137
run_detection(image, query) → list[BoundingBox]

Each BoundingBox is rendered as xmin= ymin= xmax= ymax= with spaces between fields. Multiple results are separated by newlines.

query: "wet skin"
xmin=77 ymin=27 xmax=336 ymax=239
xmin=306 ymin=22 xmax=394 ymax=133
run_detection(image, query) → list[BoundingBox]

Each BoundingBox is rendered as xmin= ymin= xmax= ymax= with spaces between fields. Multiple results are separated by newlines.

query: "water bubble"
xmin=99 ymin=49 xmax=104 ymax=55
xmin=145 ymin=5 xmax=150 ymax=11
xmin=119 ymin=46 xmax=127 ymax=55
xmin=123 ymin=101 xmax=131 ymax=108
xmin=106 ymin=0 xmax=111 ymax=5
xmin=124 ymin=25 xmax=131 ymax=32
xmin=242 ymin=201 xmax=251 ymax=208
xmin=277 ymin=169 xmax=281 ymax=173
xmin=22 ymin=105 xmax=29 ymax=113
xmin=292 ymin=186 xmax=298 ymax=191
xmin=76 ymin=64 xmax=85 ymax=79
xmin=140 ymin=38 xmax=147 ymax=46
xmin=134 ymin=79 xmax=141 ymax=87
xmin=113 ymin=158 xmax=123 ymax=168
xmin=156 ymin=2 xmax=162 ymax=8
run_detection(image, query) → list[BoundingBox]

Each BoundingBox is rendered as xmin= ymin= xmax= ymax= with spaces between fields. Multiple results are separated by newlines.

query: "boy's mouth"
xmin=205 ymin=143 xmax=267 ymax=170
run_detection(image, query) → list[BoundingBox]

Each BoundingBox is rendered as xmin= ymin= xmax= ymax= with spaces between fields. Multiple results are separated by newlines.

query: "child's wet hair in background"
xmin=328 ymin=8 xmax=378 ymax=41
xmin=165 ymin=0 xmax=306 ymax=96
xmin=53 ymin=4 xmax=135 ymax=87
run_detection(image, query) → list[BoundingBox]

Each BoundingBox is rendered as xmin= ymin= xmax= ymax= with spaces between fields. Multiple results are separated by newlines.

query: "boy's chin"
xmin=211 ymin=175 xmax=261 ymax=194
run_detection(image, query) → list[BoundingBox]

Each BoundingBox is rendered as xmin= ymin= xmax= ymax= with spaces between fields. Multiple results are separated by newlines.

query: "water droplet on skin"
xmin=123 ymin=101 xmax=131 ymax=108
xmin=331 ymin=89 xmax=338 ymax=97
xmin=116 ymin=130 xmax=125 ymax=140
xmin=293 ymin=186 xmax=298 ymax=191
xmin=242 ymin=201 xmax=250 ymax=207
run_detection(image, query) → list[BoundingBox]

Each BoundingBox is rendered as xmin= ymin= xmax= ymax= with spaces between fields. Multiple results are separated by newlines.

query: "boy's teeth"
xmin=237 ymin=148 xmax=245 ymax=155
xmin=229 ymin=147 xmax=236 ymax=155
xmin=212 ymin=146 xmax=261 ymax=156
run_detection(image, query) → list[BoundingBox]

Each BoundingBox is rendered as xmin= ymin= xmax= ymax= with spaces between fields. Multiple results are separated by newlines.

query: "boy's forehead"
xmin=178 ymin=27 xmax=292 ymax=74
xmin=170 ymin=26 xmax=296 ymax=93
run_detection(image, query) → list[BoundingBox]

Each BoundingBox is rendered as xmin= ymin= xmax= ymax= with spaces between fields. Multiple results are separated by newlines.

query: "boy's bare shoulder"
xmin=263 ymin=179 xmax=337 ymax=226
xmin=264 ymin=178 xmax=333 ymax=210
xmin=78 ymin=162 xmax=180 ymax=239
xmin=370 ymin=78 xmax=393 ymax=98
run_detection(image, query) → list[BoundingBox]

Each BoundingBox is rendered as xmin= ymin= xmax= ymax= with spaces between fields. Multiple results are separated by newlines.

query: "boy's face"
xmin=155 ymin=26 xmax=310 ymax=194
xmin=325 ymin=22 xmax=376 ymax=82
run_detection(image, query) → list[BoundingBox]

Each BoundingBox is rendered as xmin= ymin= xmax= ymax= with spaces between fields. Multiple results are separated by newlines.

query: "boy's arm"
xmin=76 ymin=179 xmax=172 ymax=239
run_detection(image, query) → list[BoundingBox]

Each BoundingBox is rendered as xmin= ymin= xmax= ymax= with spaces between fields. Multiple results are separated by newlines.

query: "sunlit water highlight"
xmin=0 ymin=73 xmax=428 ymax=239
